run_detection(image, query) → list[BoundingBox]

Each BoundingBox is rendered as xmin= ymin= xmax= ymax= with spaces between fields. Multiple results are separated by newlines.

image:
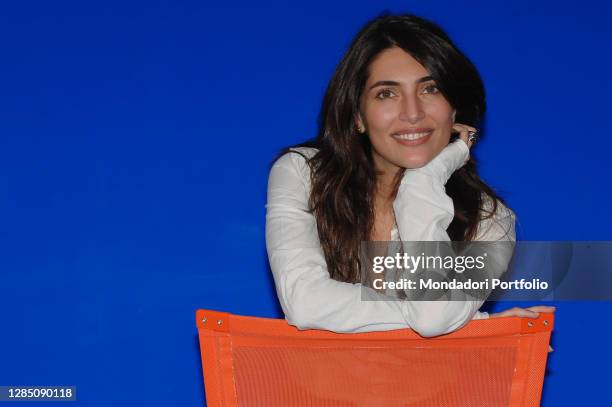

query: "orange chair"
xmin=196 ymin=309 xmax=553 ymax=407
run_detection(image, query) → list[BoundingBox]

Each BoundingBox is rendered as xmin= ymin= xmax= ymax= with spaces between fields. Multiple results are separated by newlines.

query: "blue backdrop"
xmin=1 ymin=1 xmax=611 ymax=405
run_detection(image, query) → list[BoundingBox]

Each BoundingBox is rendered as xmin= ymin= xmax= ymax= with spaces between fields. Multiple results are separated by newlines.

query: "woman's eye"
xmin=375 ymin=89 xmax=395 ymax=99
xmin=423 ymin=84 xmax=439 ymax=94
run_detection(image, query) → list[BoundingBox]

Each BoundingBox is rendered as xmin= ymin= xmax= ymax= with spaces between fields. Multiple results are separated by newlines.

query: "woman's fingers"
xmin=490 ymin=307 xmax=535 ymax=318
xmin=452 ymin=123 xmax=477 ymax=148
xmin=490 ymin=305 xmax=556 ymax=319
xmin=525 ymin=306 xmax=556 ymax=313
xmin=508 ymin=307 xmax=539 ymax=318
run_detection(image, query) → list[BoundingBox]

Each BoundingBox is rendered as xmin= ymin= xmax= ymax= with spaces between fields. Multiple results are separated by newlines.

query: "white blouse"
xmin=265 ymin=140 xmax=516 ymax=337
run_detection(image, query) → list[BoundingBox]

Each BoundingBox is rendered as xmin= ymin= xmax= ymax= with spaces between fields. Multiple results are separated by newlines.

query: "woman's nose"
xmin=398 ymin=93 xmax=425 ymax=123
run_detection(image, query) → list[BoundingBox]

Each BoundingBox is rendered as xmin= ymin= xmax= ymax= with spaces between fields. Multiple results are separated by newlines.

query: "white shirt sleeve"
xmin=266 ymin=148 xmax=412 ymax=333
xmin=265 ymin=142 xmax=516 ymax=336
xmin=393 ymin=140 xmax=516 ymax=336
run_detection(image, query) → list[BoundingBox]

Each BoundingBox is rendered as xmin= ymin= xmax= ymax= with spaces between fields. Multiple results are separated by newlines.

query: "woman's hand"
xmin=452 ymin=123 xmax=478 ymax=150
xmin=489 ymin=305 xmax=556 ymax=319
xmin=406 ymin=122 xmax=478 ymax=184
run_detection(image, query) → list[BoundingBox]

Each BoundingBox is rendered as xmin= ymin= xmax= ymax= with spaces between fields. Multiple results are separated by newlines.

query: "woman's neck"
xmin=375 ymin=170 xmax=397 ymax=206
xmin=371 ymin=179 xmax=397 ymax=241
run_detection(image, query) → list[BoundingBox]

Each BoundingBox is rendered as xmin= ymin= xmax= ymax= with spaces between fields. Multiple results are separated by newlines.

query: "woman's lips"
xmin=391 ymin=130 xmax=433 ymax=146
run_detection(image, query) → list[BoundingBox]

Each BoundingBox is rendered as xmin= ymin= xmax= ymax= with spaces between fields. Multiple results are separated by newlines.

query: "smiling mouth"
xmin=391 ymin=130 xmax=433 ymax=145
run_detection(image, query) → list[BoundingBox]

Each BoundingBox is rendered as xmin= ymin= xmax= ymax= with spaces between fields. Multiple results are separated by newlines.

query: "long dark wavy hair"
xmin=275 ymin=13 xmax=507 ymax=283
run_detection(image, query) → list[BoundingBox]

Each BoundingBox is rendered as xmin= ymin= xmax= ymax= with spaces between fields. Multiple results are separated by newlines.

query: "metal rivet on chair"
xmin=543 ymin=320 xmax=549 ymax=326
xmin=527 ymin=321 xmax=534 ymax=327
xmin=217 ymin=319 xmax=223 ymax=326
xmin=202 ymin=317 xmax=207 ymax=324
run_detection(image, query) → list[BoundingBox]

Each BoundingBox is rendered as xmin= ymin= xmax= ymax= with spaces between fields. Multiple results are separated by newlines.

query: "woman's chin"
xmin=398 ymin=156 xmax=432 ymax=170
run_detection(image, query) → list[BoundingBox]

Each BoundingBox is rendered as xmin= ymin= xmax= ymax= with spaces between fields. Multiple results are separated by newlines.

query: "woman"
xmin=265 ymin=13 xmax=553 ymax=337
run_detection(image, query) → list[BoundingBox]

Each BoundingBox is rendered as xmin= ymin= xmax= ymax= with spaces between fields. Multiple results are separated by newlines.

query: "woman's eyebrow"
xmin=368 ymin=76 xmax=434 ymax=90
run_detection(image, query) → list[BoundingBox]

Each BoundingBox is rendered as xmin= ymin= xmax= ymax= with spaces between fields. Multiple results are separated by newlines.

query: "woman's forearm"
xmin=267 ymin=150 xmax=413 ymax=333
xmin=392 ymin=140 xmax=516 ymax=336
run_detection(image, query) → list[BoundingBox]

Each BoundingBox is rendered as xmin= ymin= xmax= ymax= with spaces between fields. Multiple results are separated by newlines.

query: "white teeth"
xmin=393 ymin=131 xmax=431 ymax=140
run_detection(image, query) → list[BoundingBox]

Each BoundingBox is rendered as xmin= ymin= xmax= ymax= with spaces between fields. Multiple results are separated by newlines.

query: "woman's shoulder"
xmin=275 ymin=146 xmax=318 ymax=162
xmin=271 ymin=146 xmax=319 ymax=176
xmin=267 ymin=146 xmax=319 ymax=210
xmin=475 ymin=193 xmax=517 ymax=241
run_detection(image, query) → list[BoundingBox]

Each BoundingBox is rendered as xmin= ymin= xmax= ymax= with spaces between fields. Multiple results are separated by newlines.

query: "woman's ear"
xmin=355 ymin=115 xmax=365 ymax=134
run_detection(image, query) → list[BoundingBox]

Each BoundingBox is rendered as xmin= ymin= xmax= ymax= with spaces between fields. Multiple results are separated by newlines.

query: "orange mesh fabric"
xmin=196 ymin=310 xmax=553 ymax=407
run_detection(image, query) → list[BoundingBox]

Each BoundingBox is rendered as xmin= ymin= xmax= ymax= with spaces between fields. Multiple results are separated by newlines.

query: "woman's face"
xmin=358 ymin=47 xmax=456 ymax=173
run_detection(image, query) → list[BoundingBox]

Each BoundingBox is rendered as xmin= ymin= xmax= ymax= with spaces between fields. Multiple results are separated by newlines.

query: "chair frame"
xmin=196 ymin=309 xmax=554 ymax=406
